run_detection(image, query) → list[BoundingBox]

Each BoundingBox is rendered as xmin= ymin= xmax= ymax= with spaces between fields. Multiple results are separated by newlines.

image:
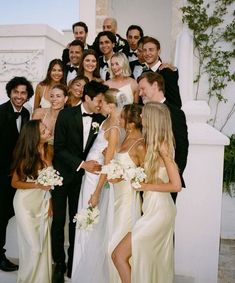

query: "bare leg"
xmin=112 ymin=232 xmax=132 ymax=283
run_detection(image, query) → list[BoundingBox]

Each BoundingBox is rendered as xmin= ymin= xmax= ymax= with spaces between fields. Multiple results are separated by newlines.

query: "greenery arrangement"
xmin=223 ymin=134 xmax=235 ymax=196
xmin=181 ymin=0 xmax=235 ymax=130
xmin=181 ymin=0 xmax=235 ymax=195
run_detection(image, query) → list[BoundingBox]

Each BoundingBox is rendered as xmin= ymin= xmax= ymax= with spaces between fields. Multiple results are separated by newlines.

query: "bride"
xmin=71 ymin=88 xmax=120 ymax=283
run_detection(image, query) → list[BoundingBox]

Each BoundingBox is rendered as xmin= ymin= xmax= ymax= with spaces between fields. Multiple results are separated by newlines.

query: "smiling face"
xmin=138 ymin=77 xmax=162 ymax=104
xmin=10 ymin=85 xmax=28 ymax=111
xmin=99 ymin=35 xmax=115 ymax=57
xmin=85 ymin=93 xmax=104 ymax=113
xmin=83 ymin=54 xmax=97 ymax=74
xmin=110 ymin=57 xmax=123 ymax=77
xmin=50 ymin=64 xmax=63 ymax=83
xmin=143 ymin=42 xmax=160 ymax=68
xmin=49 ymin=87 xmax=67 ymax=110
xmin=69 ymin=45 xmax=83 ymax=66
xmin=70 ymin=79 xmax=86 ymax=99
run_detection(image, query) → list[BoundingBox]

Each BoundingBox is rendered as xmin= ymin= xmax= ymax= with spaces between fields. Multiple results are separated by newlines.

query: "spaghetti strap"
xmin=104 ymin=125 xmax=120 ymax=134
xmin=42 ymin=110 xmax=49 ymax=123
xmin=127 ymin=138 xmax=144 ymax=153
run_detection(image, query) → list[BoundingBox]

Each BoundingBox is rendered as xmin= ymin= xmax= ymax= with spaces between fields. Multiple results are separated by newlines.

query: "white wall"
xmin=108 ymin=0 xmax=173 ymax=62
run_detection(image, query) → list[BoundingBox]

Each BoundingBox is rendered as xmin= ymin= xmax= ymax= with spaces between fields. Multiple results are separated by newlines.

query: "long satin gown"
xmin=13 ymin=177 xmax=52 ymax=283
xmin=132 ymin=167 xmax=176 ymax=283
xmin=72 ymin=126 xmax=118 ymax=283
xmin=108 ymin=151 xmax=142 ymax=283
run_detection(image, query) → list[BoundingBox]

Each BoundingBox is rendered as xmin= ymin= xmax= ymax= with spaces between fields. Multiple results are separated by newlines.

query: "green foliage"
xmin=223 ymin=134 xmax=235 ymax=195
xmin=181 ymin=0 xmax=235 ymax=127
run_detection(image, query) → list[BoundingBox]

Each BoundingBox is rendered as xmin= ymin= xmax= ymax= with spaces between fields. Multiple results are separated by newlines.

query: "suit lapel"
xmin=74 ymin=104 xmax=84 ymax=150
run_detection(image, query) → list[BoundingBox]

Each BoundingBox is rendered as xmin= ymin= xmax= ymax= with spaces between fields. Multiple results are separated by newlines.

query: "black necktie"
xmin=14 ymin=112 xmax=22 ymax=119
xmin=82 ymin=112 xmax=94 ymax=118
xmin=68 ymin=66 xmax=78 ymax=72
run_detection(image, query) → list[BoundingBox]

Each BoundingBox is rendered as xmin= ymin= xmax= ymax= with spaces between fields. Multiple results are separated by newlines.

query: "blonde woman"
xmin=112 ymin=102 xmax=181 ymax=283
xmin=105 ymin=52 xmax=139 ymax=109
xmin=33 ymin=59 xmax=65 ymax=110
xmin=32 ymin=84 xmax=68 ymax=144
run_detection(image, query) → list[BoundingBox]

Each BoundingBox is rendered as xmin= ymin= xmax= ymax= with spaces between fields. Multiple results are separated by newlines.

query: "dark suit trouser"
xmin=0 ymin=175 xmax=16 ymax=257
xmin=51 ymin=172 xmax=83 ymax=275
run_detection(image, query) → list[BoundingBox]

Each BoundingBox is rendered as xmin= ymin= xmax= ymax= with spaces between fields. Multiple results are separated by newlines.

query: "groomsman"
xmin=102 ymin=17 xmax=129 ymax=56
xmin=130 ymin=37 xmax=147 ymax=80
xmin=96 ymin=31 xmax=116 ymax=81
xmin=138 ymin=72 xmax=188 ymax=202
xmin=64 ymin=39 xmax=84 ymax=84
xmin=126 ymin=25 xmax=144 ymax=62
xmin=0 ymin=77 xmax=33 ymax=271
xmin=142 ymin=36 xmax=182 ymax=108
xmin=62 ymin=21 xmax=92 ymax=67
xmin=52 ymin=81 xmax=109 ymax=283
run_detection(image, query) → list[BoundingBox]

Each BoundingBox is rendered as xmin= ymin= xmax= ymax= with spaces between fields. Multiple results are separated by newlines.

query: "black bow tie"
xmin=128 ymin=51 xmax=137 ymax=57
xmin=99 ymin=60 xmax=109 ymax=69
xmin=68 ymin=66 xmax=78 ymax=72
xmin=82 ymin=112 xmax=94 ymax=118
xmin=14 ymin=112 xmax=22 ymax=119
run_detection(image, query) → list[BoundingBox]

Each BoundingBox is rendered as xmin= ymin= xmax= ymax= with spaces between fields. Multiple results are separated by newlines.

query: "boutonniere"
xmin=119 ymin=39 xmax=125 ymax=47
xmin=92 ymin=122 xmax=100 ymax=134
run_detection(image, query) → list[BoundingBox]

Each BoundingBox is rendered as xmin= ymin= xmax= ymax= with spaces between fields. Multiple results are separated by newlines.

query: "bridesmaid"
xmin=108 ymin=104 xmax=145 ymax=283
xmin=66 ymin=75 xmax=89 ymax=107
xmin=77 ymin=49 xmax=103 ymax=82
xmin=32 ymin=84 xmax=68 ymax=144
xmin=104 ymin=53 xmax=139 ymax=109
xmin=11 ymin=120 xmax=53 ymax=283
xmin=34 ymin=59 xmax=65 ymax=110
xmin=112 ymin=102 xmax=182 ymax=283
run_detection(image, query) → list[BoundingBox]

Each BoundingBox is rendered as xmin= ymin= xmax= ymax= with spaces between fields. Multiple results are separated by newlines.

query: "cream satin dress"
xmin=13 ymin=177 xmax=52 ymax=283
xmin=132 ymin=167 xmax=176 ymax=283
xmin=108 ymin=140 xmax=142 ymax=283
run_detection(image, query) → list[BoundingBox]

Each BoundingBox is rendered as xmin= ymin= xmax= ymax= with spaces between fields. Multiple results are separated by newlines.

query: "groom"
xmin=52 ymin=80 xmax=108 ymax=283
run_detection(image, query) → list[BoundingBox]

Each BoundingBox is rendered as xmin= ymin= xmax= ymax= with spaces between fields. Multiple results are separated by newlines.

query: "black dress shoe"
xmin=0 ymin=255 xmax=18 ymax=272
xmin=52 ymin=263 xmax=66 ymax=283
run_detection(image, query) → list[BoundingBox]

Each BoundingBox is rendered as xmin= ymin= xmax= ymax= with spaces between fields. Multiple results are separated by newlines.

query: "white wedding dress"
xmin=72 ymin=125 xmax=118 ymax=283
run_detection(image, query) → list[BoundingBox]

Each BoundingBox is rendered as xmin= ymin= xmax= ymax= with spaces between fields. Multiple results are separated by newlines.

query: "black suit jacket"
xmin=53 ymin=104 xmax=105 ymax=181
xmin=143 ymin=67 xmax=182 ymax=109
xmin=0 ymin=100 xmax=30 ymax=178
xmin=164 ymin=100 xmax=189 ymax=188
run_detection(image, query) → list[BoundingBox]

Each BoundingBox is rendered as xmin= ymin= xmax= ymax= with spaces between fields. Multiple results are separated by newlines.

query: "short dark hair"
xmin=69 ymin=39 xmax=85 ymax=50
xmin=6 ymin=76 xmax=34 ymax=99
xmin=137 ymin=72 xmax=165 ymax=93
xmin=82 ymin=80 xmax=109 ymax=102
xmin=72 ymin=21 xmax=88 ymax=33
xmin=97 ymin=31 xmax=116 ymax=44
xmin=142 ymin=36 xmax=161 ymax=50
xmin=126 ymin=25 xmax=144 ymax=38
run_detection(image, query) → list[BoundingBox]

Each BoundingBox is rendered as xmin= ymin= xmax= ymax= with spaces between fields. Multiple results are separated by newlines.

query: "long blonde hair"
xmin=142 ymin=102 xmax=175 ymax=183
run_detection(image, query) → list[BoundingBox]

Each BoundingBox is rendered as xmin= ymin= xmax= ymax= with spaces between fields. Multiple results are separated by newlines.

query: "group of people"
xmin=0 ymin=17 xmax=189 ymax=283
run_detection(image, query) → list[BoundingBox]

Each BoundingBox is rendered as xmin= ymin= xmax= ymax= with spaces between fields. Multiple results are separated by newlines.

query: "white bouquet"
xmin=128 ymin=167 xmax=146 ymax=189
xmin=73 ymin=206 xmax=100 ymax=231
xmin=101 ymin=159 xmax=124 ymax=179
xmin=37 ymin=167 xmax=63 ymax=189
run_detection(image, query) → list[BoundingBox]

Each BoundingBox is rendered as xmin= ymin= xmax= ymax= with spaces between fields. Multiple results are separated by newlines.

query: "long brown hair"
xmin=11 ymin=120 xmax=48 ymax=180
xmin=77 ymin=49 xmax=100 ymax=79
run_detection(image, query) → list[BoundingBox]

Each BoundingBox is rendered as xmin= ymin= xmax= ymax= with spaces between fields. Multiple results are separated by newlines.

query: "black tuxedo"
xmin=130 ymin=60 xmax=145 ymax=80
xmin=164 ymin=100 xmax=189 ymax=202
xmin=114 ymin=34 xmax=129 ymax=57
xmin=144 ymin=67 xmax=182 ymax=109
xmin=52 ymin=104 xmax=105 ymax=275
xmin=0 ymin=100 xmax=29 ymax=256
xmin=98 ymin=56 xmax=110 ymax=81
xmin=64 ymin=64 xmax=79 ymax=85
